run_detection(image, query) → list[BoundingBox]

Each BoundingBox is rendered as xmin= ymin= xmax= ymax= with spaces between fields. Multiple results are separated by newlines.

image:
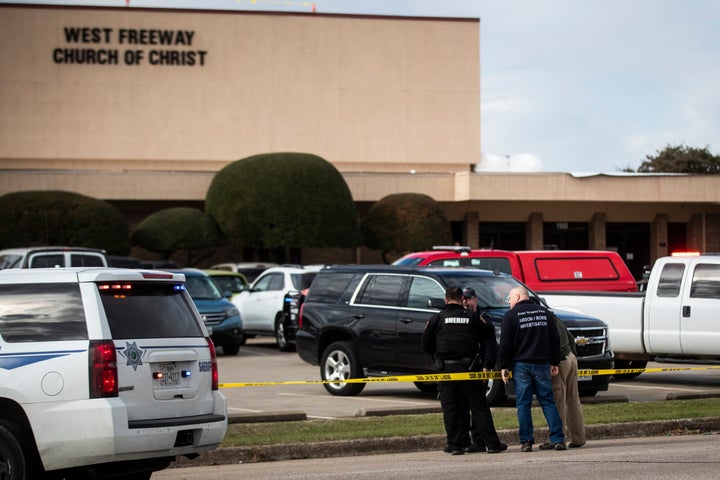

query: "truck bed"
xmin=542 ymin=291 xmax=646 ymax=355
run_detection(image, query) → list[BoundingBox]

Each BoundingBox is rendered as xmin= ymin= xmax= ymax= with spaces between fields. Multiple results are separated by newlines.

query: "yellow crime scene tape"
xmin=219 ymin=365 xmax=720 ymax=389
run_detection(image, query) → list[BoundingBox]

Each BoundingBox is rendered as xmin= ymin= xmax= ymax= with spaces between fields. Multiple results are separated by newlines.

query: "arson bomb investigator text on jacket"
xmin=421 ymin=286 xmax=507 ymax=456
xmin=498 ymin=286 xmax=566 ymax=452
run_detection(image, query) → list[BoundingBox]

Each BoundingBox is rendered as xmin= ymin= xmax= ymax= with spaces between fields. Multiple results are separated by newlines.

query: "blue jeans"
xmin=512 ymin=361 xmax=565 ymax=444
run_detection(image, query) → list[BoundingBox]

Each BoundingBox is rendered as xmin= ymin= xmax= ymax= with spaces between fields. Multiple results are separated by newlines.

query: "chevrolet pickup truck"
xmin=542 ymin=254 xmax=720 ymax=378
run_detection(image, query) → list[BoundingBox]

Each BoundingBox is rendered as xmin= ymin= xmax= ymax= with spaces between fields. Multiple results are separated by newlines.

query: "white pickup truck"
xmin=542 ymin=254 xmax=720 ymax=378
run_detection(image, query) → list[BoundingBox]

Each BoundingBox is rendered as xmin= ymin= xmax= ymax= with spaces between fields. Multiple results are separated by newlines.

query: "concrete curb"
xmin=175 ymin=416 xmax=720 ymax=467
xmin=229 ymin=411 xmax=307 ymax=423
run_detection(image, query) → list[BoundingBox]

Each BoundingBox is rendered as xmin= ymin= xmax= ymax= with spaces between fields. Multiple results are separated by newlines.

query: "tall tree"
xmin=637 ymin=144 xmax=720 ymax=174
xmin=131 ymin=207 xmax=224 ymax=266
xmin=205 ymin=153 xmax=360 ymax=263
xmin=0 ymin=190 xmax=129 ymax=254
xmin=361 ymin=193 xmax=452 ymax=264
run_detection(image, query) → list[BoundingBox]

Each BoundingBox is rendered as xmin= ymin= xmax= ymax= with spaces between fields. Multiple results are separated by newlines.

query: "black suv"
xmin=296 ymin=265 xmax=613 ymax=405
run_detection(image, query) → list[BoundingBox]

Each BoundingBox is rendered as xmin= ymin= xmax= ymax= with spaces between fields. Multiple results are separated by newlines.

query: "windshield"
xmin=212 ymin=275 xmax=246 ymax=293
xmin=290 ymin=272 xmax=318 ymax=290
xmin=183 ymin=275 xmax=224 ymax=300
xmin=440 ymin=272 xmax=540 ymax=308
xmin=0 ymin=254 xmax=22 ymax=269
xmin=392 ymin=256 xmax=423 ymax=266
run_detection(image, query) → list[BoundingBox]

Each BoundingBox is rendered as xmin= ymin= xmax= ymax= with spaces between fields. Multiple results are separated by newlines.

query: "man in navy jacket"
xmin=498 ymin=286 xmax=566 ymax=452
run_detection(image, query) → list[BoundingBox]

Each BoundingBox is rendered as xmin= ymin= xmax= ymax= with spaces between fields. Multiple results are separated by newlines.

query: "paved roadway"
xmin=156 ymin=434 xmax=720 ymax=479
xmin=220 ymin=338 xmax=720 ymax=419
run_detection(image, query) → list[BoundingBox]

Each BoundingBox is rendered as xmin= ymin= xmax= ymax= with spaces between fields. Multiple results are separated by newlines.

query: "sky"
xmin=8 ymin=0 xmax=720 ymax=173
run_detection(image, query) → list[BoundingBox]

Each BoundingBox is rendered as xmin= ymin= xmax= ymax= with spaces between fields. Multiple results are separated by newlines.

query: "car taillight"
xmin=207 ymin=337 xmax=219 ymax=391
xmin=89 ymin=340 xmax=118 ymax=398
xmin=298 ymin=302 xmax=305 ymax=329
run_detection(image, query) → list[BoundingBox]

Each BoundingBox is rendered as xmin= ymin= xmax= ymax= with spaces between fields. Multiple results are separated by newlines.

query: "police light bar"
xmin=432 ymin=245 xmax=471 ymax=254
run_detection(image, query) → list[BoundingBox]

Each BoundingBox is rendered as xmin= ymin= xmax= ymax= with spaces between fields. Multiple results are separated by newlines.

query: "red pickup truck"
xmin=393 ymin=247 xmax=638 ymax=293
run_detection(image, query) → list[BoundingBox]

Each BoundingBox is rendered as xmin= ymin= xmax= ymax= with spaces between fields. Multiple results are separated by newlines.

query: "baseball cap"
xmin=462 ymin=287 xmax=477 ymax=299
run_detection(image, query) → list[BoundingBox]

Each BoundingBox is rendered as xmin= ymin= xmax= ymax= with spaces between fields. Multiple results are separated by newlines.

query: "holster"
xmin=433 ymin=355 xmax=444 ymax=372
xmin=468 ymin=353 xmax=482 ymax=372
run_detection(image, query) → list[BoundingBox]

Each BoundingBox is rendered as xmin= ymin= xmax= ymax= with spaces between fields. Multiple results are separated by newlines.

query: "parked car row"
xmin=0 ymin=246 xmax=109 ymax=269
xmin=209 ymin=262 xmax=279 ymax=283
xmin=0 ymin=248 xmax=317 ymax=357
xmin=230 ymin=265 xmax=323 ymax=352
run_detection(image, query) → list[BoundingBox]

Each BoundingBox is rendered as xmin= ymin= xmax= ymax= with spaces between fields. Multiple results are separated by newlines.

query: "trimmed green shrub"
xmin=206 ymin=153 xmax=360 ymax=256
xmin=131 ymin=207 xmax=224 ymax=265
xmin=0 ymin=190 xmax=129 ymax=254
xmin=361 ymin=193 xmax=452 ymax=263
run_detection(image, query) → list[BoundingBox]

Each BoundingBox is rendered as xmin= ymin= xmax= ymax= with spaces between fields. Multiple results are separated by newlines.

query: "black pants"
xmin=439 ymin=378 xmax=501 ymax=450
xmin=469 ymin=382 xmax=489 ymax=447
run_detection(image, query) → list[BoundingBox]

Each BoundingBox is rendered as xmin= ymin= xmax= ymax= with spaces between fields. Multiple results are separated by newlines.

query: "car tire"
xmin=321 ymin=341 xmax=366 ymax=396
xmin=579 ymin=389 xmax=598 ymax=397
xmin=275 ymin=313 xmax=295 ymax=352
xmin=413 ymin=381 xmax=438 ymax=394
xmin=612 ymin=360 xmax=647 ymax=380
xmin=0 ymin=420 xmax=41 ymax=480
xmin=222 ymin=344 xmax=241 ymax=356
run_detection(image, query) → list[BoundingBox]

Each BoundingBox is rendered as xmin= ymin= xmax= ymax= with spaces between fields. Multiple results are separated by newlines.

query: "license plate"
xmin=160 ymin=363 xmax=181 ymax=387
xmin=578 ymin=375 xmax=592 ymax=382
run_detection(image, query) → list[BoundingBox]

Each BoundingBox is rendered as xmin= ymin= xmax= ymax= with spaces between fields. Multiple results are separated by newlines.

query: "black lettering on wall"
xmin=63 ymin=27 xmax=113 ymax=43
xmin=54 ymin=26 xmax=207 ymax=67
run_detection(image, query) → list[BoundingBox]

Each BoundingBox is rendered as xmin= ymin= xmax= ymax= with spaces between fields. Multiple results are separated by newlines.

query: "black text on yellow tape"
xmin=219 ymin=365 xmax=720 ymax=389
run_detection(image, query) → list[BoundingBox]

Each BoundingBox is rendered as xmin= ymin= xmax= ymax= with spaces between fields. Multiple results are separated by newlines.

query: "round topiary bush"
xmin=0 ymin=190 xmax=130 ymax=254
xmin=206 ymin=153 xmax=360 ymax=252
xmin=361 ymin=192 xmax=452 ymax=262
xmin=131 ymin=207 xmax=225 ymax=264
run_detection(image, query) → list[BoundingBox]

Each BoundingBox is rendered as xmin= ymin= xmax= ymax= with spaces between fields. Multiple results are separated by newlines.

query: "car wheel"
xmin=413 ymin=381 xmax=437 ymax=394
xmin=222 ymin=344 xmax=241 ymax=356
xmin=321 ymin=341 xmax=366 ymax=396
xmin=275 ymin=313 xmax=295 ymax=352
xmin=613 ymin=360 xmax=647 ymax=380
xmin=0 ymin=420 xmax=40 ymax=480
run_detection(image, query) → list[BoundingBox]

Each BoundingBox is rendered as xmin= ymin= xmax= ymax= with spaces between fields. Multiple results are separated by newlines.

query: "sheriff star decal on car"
xmin=119 ymin=341 xmax=146 ymax=371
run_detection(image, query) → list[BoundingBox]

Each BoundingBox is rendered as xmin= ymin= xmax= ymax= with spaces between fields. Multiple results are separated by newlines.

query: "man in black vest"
xmin=422 ymin=286 xmax=507 ymax=455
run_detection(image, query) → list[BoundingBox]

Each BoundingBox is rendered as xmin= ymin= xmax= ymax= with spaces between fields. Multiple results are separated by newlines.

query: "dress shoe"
xmin=464 ymin=444 xmax=486 ymax=453
xmin=539 ymin=441 xmax=566 ymax=451
xmin=486 ymin=443 xmax=507 ymax=454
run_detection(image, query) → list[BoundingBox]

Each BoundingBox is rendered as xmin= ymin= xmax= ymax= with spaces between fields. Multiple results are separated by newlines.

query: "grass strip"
xmin=221 ymin=398 xmax=720 ymax=447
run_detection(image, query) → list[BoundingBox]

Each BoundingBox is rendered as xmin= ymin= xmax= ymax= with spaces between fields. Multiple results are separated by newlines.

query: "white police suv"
xmin=0 ymin=268 xmax=227 ymax=479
